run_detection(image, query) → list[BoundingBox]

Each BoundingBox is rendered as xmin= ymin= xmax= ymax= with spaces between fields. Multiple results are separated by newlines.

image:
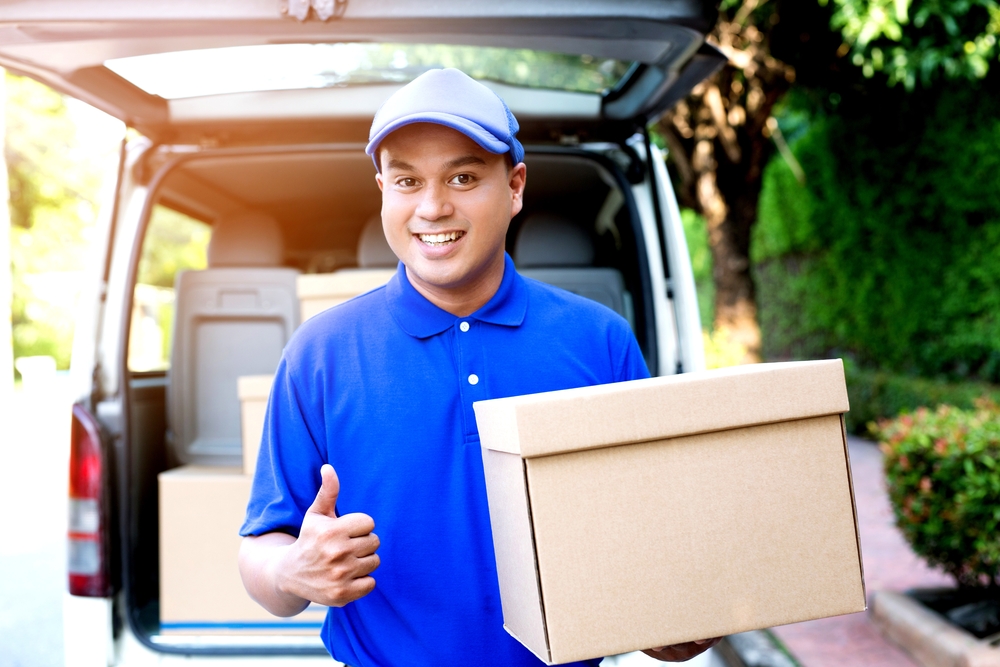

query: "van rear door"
xmin=0 ymin=0 xmax=722 ymax=144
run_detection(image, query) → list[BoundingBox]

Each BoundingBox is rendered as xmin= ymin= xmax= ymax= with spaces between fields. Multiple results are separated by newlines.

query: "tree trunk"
xmin=657 ymin=4 xmax=793 ymax=364
xmin=0 ymin=68 xmax=12 ymax=405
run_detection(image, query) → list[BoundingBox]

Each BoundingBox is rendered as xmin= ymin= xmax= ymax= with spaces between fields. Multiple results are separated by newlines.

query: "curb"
xmin=870 ymin=591 xmax=1000 ymax=667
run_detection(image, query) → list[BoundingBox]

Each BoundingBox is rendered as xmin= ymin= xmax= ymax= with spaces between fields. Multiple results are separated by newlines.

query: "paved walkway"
xmin=770 ymin=436 xmax=953 ymax=667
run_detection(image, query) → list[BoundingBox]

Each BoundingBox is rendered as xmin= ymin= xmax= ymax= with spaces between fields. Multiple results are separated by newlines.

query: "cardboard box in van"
xmin=297 ymin=270 xmax=396 ymax=323
xmin=158 ymin=466 xmax=326 ymax=634
xmin=238 ymin=375 xmax=274 ymax=476
xmin=473 ymin=359 xmax=864 ymax=665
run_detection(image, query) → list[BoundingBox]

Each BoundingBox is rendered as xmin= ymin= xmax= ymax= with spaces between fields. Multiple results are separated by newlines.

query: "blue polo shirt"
xmin=241 ymin=253 xmax=650 ymax=667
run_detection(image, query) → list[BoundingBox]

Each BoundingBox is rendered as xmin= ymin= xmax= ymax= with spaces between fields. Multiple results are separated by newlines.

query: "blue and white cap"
xmin=366 ymin=68 xmax=524 ymax=172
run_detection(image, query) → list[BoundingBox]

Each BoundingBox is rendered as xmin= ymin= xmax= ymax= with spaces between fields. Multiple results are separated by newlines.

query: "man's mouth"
xmin=417 ymin=231 xmax=466 ymax=247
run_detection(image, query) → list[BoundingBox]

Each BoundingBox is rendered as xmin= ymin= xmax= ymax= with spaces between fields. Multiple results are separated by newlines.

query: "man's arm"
xmin=238 ymin=464 xmax=380 ymax=616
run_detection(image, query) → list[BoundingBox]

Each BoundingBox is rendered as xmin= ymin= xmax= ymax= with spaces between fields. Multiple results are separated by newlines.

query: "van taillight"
xmin=68 ymin=404 xmax=109 ymax=597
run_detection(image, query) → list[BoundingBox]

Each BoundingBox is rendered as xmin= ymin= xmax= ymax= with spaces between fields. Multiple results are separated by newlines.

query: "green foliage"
xmin=871 ymin=400 xmax=1000 ymax=587
xmin=7 ymin=73 xmax=116 ymax=372
xmin=753 ymin=79 xmax=1000 ymax=382
xmin=824 ymin=0 xmax=1000 ymax=87
xmin=136 ymin=206 xmax=209 ymax=288
xmin=844 ymin=363 xmax=1000 ymax=433
xmin=680 ymin=208 xmax=715 ymax=328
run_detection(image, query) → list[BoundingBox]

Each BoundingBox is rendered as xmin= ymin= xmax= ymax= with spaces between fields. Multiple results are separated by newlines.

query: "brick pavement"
xmin=769 ymin=436 xmax=953 ymax=667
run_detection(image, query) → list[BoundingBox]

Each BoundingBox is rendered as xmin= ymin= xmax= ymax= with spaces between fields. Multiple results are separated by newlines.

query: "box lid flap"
xmin=473 ymin=359 xmax=849 ymax=458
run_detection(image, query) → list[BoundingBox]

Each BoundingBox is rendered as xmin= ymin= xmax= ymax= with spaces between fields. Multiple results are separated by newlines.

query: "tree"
xmin=658 ymin=0 xmax=1000 ymax=363
xmin=7 ymin=73 xmax=112 ymax=371
xmin=657 ymin=1 xmax=793 ymax=363
xmin=0 ymin=69 xmax=11 ymax=399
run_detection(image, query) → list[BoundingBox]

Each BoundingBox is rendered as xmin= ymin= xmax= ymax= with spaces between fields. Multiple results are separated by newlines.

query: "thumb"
xmin=308 ymin=464 xmax=340 ymax=517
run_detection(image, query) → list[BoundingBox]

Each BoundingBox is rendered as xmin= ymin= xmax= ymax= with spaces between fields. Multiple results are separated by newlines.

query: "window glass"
xmin=128 ymin=206 xmax=209 ymax=372
xmin=105 ymin=43 xmax=632 ymax=99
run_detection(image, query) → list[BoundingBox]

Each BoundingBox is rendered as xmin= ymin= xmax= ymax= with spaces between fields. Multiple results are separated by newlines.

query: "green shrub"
xmin=871 ymin=401 xmax=1000 ymax=587
xmin=844 ymin=364 xmax=1000 ymax=434
xmin=680 ymin=208 xmax=714 ymax=329
xmin=753 ymin=79 xmax=1000 ymax=382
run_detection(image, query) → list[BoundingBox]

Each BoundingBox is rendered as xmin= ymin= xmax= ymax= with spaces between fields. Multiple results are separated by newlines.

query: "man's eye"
xmin=450 ymin=173 xmax=473 ymax=185
xmin=397 ymin=177 xmax=417 ymax=187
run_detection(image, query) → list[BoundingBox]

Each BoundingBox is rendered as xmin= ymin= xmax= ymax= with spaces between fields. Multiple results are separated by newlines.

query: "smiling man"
xmin=237 ymin=68 xmax=719 ymax=666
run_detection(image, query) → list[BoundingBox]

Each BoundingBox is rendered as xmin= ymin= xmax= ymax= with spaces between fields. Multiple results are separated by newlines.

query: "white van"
xmin=0 ymin=2 xmax=723 ymax=664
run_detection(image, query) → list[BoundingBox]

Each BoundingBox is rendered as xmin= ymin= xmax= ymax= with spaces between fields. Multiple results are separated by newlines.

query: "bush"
xmin=871 ymin=401 xmax=1000 ymax=587
xmin=844 ymin=363 xmax=1000 ymax=434
xmin=753 ymin=79 xmax=1000 ymax=382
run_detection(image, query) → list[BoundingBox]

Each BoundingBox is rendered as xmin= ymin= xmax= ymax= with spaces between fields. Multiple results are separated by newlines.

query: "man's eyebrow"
xmin=444 ymin=155 xmax=488 ymax=170
xmin=385 ymin=158 xmax=417 ymax=172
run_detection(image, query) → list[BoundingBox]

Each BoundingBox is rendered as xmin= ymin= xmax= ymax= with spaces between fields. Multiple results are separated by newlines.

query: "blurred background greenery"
xmin=8 ymin=74 xmax=121 ymax=371
xmin=6 ymin=0 xmax=1000 ymax=432
xmin=657 ymin=0 xmax=1000 ymax=432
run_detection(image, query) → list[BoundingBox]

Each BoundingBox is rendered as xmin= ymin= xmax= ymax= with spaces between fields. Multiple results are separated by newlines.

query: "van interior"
xmin=124 ymin=145 xmax=656 ymax=643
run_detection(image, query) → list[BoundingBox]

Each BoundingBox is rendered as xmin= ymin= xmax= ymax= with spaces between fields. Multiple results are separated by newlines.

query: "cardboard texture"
xmin=474 ymin=359 xmax=865 ymax=665
xmin=158 ymin=466 xmax=326 ymax=634
xmin=297 ymin=269 xmax=395 ymax=322
xmin=238 ymin=374 xmax=274 ymax=475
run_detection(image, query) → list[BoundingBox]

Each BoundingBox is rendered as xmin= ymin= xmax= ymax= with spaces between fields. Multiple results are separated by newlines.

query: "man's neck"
xmin=404 ymin=254 xmax=506 ymax=317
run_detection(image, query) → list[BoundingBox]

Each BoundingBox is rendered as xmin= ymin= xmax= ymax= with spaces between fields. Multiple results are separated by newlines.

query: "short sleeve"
xmin=613 ymin=322 xmax=652 ymax=383
xmin=240 ymin=356 xmax=326 ymax=537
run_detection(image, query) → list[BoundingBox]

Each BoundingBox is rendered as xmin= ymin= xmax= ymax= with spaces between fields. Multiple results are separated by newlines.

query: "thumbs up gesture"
xmin=279 ymin=464 xmax=380 ymax=607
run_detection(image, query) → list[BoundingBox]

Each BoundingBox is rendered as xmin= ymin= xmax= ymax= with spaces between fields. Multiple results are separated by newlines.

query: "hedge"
xmin=844 ymin=362 xmax=1000 ymax=434
xmin=753 ymin=79 xmax=1000 ymax=383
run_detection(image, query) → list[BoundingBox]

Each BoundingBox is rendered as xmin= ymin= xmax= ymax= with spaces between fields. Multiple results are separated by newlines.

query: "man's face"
xmin=375 ymin=123 xmax=526 ymax=307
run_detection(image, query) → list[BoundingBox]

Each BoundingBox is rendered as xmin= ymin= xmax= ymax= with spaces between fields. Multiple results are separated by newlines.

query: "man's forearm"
xmin=238 ymin=532 xmax=312 ymax=617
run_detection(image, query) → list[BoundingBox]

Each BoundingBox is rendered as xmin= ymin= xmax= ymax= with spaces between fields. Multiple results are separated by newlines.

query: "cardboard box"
xmin=238 ymin=374 xmax=274 ymax=476
xmin=158 ymin=466 xmax=326 ymax=634
xmin=297 ymin=269 xmax=396 ymax=323
xmin=473 ymin=359 xmax=864 ymax=664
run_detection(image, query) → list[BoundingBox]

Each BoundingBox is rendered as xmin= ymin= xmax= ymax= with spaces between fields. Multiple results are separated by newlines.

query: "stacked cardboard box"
xmin=159 ymin=374 xmax=323 ymax=635
xmin=159 ymin=267 xmax=394 ymax=635
xmin=297 ymin=269 xmax=395 ymax=323
xmin=473 ymin=359 xmax=865 ymax=665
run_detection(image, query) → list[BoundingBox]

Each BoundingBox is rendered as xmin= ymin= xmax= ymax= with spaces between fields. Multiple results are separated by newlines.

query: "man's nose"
xmin=415 ymin=182 xmax=454 ymax=221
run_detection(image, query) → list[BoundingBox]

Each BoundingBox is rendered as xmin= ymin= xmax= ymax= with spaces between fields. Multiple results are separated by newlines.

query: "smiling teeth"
xmin=419 ymin=231 xmax=464 ymax=246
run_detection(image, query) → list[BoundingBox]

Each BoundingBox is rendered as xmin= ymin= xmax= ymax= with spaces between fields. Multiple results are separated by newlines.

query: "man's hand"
xmin=239 ymin=464 xmax=380 ymax=615
xmin=642 ymin=637 xmax=722 ymax=662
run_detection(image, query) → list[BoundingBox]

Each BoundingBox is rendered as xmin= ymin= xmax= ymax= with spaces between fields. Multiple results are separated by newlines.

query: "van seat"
xmin=297 ymin=215 xmax=398 ymax=322
xmin=168 ymin=210 xmax=299 ymax=467
xmin=514 ymin=214 xmax=633 ymax=327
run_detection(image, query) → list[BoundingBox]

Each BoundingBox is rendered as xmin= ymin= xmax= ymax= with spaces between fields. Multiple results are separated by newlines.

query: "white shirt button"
xmin=468 ymin=374 xmax=479 ymax=385
xmin=459 ymin=321 xmax=470 ymax=332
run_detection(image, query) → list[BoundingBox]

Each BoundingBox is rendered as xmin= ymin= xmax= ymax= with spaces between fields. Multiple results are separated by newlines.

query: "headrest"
xmin=357 ymin=215 xmax=399 ymax=268
xmin=207 ymin=211 xmax=284 ymax=268
xmin=513 ymin=214 xmax=594 ymax=268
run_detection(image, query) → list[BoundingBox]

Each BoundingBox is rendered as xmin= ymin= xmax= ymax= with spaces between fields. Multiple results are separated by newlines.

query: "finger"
xmin=339 ymin=512 xmax=376 ymax=538
xmin=308 ymin=464 xmax=340 ymax=518
xmin=354 ymin=553 xmax=380 ymax=576
xmin=353 ymin=532 xmax=380 ymax=557
xmin=347 ymin=575 xmax=376 ymax=600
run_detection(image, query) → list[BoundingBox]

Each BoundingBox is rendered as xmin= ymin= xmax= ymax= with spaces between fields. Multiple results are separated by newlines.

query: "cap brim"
xmin=366 ymin=111 xmax=510 ymax=171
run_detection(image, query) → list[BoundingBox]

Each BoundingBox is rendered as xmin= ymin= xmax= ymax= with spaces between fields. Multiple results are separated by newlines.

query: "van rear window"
xmin=105 ymin=43 xmax=632 ymax=100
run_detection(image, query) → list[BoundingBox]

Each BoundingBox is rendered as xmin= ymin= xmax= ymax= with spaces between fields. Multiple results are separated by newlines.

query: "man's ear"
xmin=509 ymin=162 xmax=527 ymax=218
xmin=375 ymin=172 xmax=384 ymax=192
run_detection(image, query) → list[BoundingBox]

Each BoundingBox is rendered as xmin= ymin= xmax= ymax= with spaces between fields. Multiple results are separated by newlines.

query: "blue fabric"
xmin=365 ymin=68 xmax=525 ymax=171
xmin=241 ymin=253 xmax=650 ymax=667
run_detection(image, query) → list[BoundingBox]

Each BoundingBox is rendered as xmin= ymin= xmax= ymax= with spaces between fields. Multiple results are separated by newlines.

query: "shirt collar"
xmin=385 ymin=253 xmax=527 ymax=339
